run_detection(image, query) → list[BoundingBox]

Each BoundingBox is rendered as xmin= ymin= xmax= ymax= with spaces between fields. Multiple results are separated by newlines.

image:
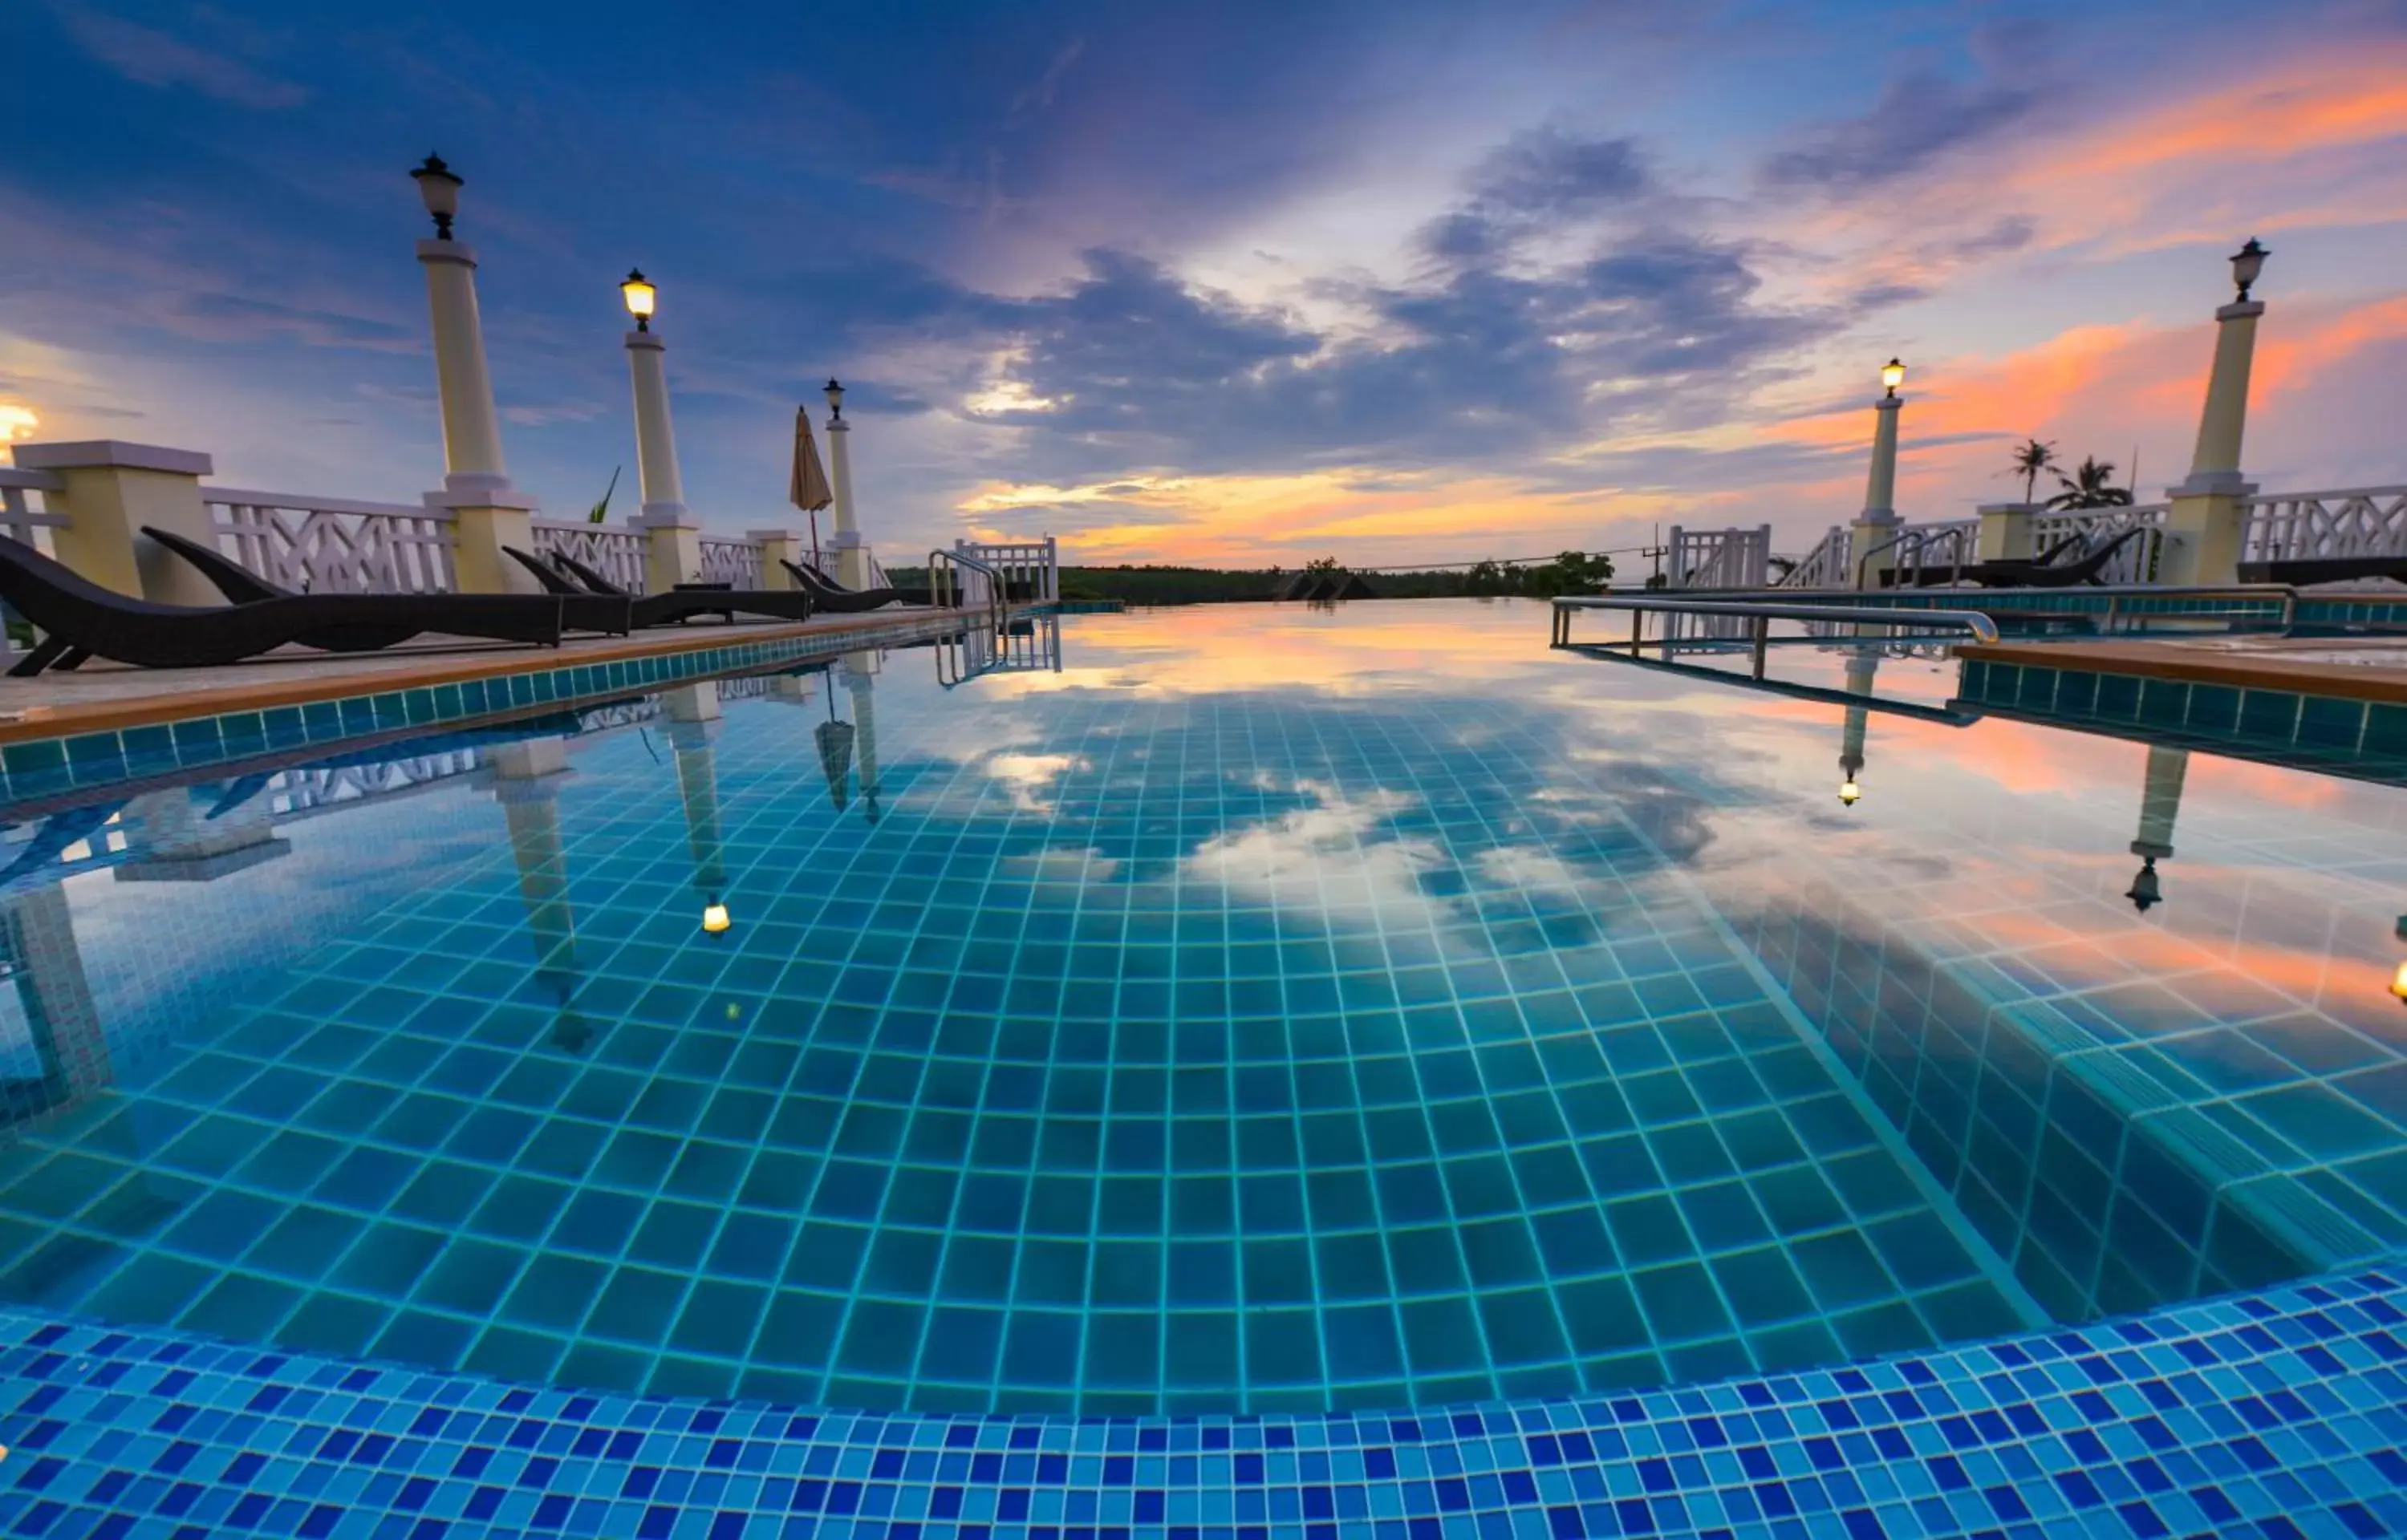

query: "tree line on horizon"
xmin=887 ymin=549 xmax=1618 ymax=607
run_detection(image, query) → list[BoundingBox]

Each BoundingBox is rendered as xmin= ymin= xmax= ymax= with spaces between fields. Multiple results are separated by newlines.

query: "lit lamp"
xmin=1837 ymin=778 xmax=1861 ymax=806
xmin=824 ymin=377 xmax=845 ymax=422
xmin=2390 ymin=917 xmax=2407 ymax=1004
xmin=2230 ymin=237 xmax=2270 ymax=303
xmin=703 ymin=899 xmax=732 ymax=935
xmin=621 ymin=268 xmax=657 ymax=333
xmin=410 ymin=153 xmax=463 ymax=240
xmin=1880 ymin=358 xmax=1906 ymax=399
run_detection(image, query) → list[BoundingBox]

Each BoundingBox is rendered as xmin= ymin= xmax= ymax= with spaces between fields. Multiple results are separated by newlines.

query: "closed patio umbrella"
xmin=789 ymin=404 xmax=834 ymax=574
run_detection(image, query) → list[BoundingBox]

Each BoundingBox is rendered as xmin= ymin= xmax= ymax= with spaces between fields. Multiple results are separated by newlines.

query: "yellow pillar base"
xmin=1976 ymin=503 xmax=2040 ymax=561
xmin=1846 ymin=517 xmax=1898 ymax=591
xmin=14 ymin=441 xmax=219 ymax=604
xmin=2157 ymin=483 xmax=2252 ymax=586
xmin=749 ymin=530 xmax=802 ymax=590
xmin=641 ymin=519 xmax=703 ymax=594
xmin=444 ymin=499 xmax=539 ymax=594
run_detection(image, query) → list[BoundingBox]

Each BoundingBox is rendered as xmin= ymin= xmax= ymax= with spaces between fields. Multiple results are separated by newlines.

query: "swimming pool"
xmin=2 ymin=599 xmax=2405 ymax=1532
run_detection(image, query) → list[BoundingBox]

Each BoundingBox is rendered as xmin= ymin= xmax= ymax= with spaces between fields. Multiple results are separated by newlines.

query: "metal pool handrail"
xmin=1549 ymin=594 xmax=1999 ymax=679
xmin=1687 ymin=582 xmax=2303 ymax=629
xmin=927 ymin=546 xmax=1007 ymax=635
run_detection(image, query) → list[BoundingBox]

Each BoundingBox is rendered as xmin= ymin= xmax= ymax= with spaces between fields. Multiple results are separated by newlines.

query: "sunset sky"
xmin=2 ymin=0 xmax=2404 ymax=569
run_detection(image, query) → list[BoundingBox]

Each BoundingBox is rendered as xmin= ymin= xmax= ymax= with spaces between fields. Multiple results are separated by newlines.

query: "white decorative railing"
xmin=206 ymin=489 xmax=457 ymax=594
xmin=0 ymin=468 xmax=66 ymax=552
xmin=2029 ymin=503 xmax=2169 ymax=586
xmin=1776 ymin=525 xmax=1851 ymax=590
xmin=1665 ymin=525 xmax=1771 ymax=590
xmin=696 ymin=537 xmax=761 ymax=587
xmin=953 ymin=537 xmax=1059 ymax=604
xmin=262 ymin=751 xmax=485 ymax=819
xmin=2239 ymin=487 xmax=2407 ymax=570
xmin=531 ymin=521 xmax=648 ymax=595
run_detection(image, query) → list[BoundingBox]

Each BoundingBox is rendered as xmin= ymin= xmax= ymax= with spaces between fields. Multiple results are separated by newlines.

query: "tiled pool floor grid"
xmin=4 ymin=1264 xmax=2405 ymax=1540
xmin=0 ymin=680 xmax=2039 ymax=1414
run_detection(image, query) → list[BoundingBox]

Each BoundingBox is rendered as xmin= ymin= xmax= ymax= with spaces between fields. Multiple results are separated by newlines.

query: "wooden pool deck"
xmin=1955 ymin=633 xmax=2407 ymax=705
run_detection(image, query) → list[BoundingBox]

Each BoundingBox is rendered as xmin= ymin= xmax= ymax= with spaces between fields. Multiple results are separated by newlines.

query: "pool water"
xmin=2 ymin=600 xmax=2404 ymax=1417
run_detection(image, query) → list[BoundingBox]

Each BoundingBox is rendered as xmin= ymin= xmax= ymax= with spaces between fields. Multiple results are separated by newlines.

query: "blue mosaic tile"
xmin=3 ymin=1266 xmax=2404 ymax=1540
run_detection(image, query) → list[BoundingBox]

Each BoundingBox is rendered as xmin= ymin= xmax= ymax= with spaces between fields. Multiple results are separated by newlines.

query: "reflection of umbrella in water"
xmin=815 ymin=675 xmax=855 ymax=809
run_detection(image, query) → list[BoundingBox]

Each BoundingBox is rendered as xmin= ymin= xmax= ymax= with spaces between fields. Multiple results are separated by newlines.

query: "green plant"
xmin=2007 ymin=439 xmax=2057 ymax=503
xmin=588 ymin=465 xmax=621 ymax=525
xmin=2047 ymin=456 xmax=2133 ymax=510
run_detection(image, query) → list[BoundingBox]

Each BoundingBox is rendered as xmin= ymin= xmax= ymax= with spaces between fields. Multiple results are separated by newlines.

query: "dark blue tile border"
xmin=0 ymin=610 xmax=1000 ymax=814
xmin=4 ymin=1263 xmax=2405 ymax=1540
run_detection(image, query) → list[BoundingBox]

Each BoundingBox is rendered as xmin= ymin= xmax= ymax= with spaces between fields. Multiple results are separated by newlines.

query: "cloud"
xmin=1419 ymin=127 xmax=1654 ymax=260
xmin=54 ymin=6 xmax=310 ymax=108
xmin=1762 ymin=68 xmax=2036 ymax=191
xmin=164 ymin=294 xmax=417 ymax=352
xmin=500 ymin=402 xmax=608 ymax=428
xmin=960 ymin=228 xmax=1832 ymax=485
xmin=1011 ymin=38 xmax=1086 ymax=118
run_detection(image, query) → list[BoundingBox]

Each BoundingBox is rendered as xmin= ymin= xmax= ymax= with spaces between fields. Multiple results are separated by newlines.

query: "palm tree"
xmin=2007 ymin=439 xmax=2056 ymax=504
xmin=2047 ymin=456 xmax=2134 ymax=510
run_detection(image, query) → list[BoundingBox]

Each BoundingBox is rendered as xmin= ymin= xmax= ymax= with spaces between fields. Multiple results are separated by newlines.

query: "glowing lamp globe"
xmin=702 ymin=901 xmax=732 ymax=935
xmin=621 ymin=269 xmax=657 ymax=330
xmin=2390 ymin=958 xmax=2407 ymax=1004
xmin=1837 ymin=779 xmax=1861 ymax=806
xmin=1880 ymin=359 xmax=1906 ymax=398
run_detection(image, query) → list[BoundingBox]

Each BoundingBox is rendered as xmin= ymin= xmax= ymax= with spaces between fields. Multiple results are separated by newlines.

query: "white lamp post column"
xmin=842 ymin=649 xmax=883 ymax=824
xmin=489 ymin=738 xmax=590 ymax=1051
xmin=665 ymin=683 xmax=731 ymax=935
xmin=823 ymin=379 xmax=868 ymax=591
xmin=1846 ymin=359 xmax=1908 ymax=590
xmin=619 ymin=270 xmax=702 ymax=594
xmin=2159 ymin=240 xmax=2270 ymax=586
xmin=408 ymin=155 xmax=538 ymax=593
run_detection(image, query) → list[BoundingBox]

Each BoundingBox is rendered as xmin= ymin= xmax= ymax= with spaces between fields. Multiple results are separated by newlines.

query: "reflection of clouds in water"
xmin=1187 ymin=780 xmax=1447 ymax=921
xmin=986 ymin=752 xmax=1090 ymax=813
xmin=1473 ymin=844 xmax=1589 ymax=894
xmin=1183 ymin=778 xmax=1636 ymax=955
xmin=1007 ymin=845 xmax=1124 ymax=882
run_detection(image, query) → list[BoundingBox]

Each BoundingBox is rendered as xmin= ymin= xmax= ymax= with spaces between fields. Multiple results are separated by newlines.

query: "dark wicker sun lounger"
xmin=778 ymin=558 xmax=924 ymax=611
xmin=539 ymin=549 xmax=818 ymax=627
xmin=2237 ymin=555 xmax=2407 ymax=586
xmin=139 ymin=525 xmax=632 ymax=637
xmin=505 ymin=545 xmax=593 ymax=597
xmin=0 ymin=533 xmax=565 ymax=676
xmin=1885 ymin=529 xmax=2144 ymax=590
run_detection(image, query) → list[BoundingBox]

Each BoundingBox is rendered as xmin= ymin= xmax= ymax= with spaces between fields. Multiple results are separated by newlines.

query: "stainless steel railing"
xmin=1549 ymin=595 xmax=2001 ymax=679
xmin=927 ymin=546 xmax=1008 ymax=637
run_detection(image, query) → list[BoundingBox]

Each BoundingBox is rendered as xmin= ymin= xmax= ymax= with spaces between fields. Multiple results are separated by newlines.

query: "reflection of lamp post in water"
xmin=489 ymin=739 xmax=592 ymax=1051
xmin=664 ymin=683 xmax=732 ymax=934
xmin=1837 ymin=651 xmax=1877 ymax=805
xmin=842 ymin=648 xmax=883 ymax=823
xmin=2125 ymin=744 xmax=2187 ymax=913
xmin=0 ymin=886 xmax=109 ymax=1124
